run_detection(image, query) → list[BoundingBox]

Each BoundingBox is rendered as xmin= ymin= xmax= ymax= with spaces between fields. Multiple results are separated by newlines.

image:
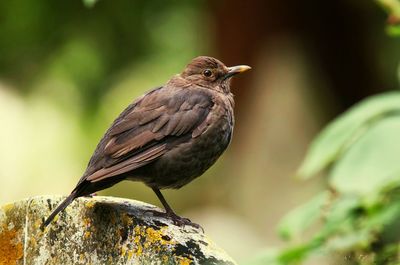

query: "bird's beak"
xmin=224 ymin=65 xmax=252 ymax=80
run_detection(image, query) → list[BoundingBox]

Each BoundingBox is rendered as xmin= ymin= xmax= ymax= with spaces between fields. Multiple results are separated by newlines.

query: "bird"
xmin=42 ymin=56 xmax=251 ymax=229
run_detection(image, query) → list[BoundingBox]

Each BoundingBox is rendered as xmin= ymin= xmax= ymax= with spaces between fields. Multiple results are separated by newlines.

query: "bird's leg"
xmin=151 ymin=188 xmax=202 ymax=231
xmin=152 ymin=188 xmax=176 ymax=216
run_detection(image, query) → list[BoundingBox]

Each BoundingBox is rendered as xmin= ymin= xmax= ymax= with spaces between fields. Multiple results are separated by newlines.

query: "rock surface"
xmin=0 ymin=196 xmax=236 ymax=265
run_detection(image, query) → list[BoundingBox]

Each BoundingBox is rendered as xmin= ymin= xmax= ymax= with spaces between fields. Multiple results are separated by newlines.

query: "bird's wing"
xmin=83 ymin=86 xmax=214 ymax=183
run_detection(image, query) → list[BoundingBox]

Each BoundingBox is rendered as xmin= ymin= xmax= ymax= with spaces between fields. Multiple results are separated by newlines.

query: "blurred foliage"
xmin=250 ymin=92 xmax=400 ymax=264
xmin=376 ymin=0 xmax=400 ymax=36
xmin=247 ymin=3 xmax=400 ymax=263
xmin=2 ymin=0 xmax=400 ymax=263
xmin=0 ymin=0 xmax=209 ymax=205
xmin=83 ymin=0 xmax=98 ymax=8
xmin=0 ymin=0 xmax=206 ymax=112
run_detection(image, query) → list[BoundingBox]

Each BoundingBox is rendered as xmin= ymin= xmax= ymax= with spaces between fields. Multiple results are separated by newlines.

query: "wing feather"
xmin=83 ymin=86 xmax=214 ymax=183
xmin=86 ymin=144 xmax=167 ymax=182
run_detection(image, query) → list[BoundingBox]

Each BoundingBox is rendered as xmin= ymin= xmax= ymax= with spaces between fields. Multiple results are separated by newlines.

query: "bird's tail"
xmin=41 ymin=191 xmax=77 ymax=229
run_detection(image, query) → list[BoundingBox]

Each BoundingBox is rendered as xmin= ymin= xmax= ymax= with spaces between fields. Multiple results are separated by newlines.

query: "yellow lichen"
xmin=83 ymin=217 xmax=91 ymax=227
xmin=145 ymin=227 xmax=162 ymax=243
xmin=85 ymin=200 xmax=96 ymax=208
xmin=145 ymin=227 xmax=174 ymax=246
xmin=162 ymin=255 xmax=169 ymax=263
xmin=33 ymin=219 xmax=42 ymax=229
xmin=29 ymin=235 xmax=37 ymax=249
xmin=0 ymin=226 xmax=23 ymax=265
xmin=121 ymin=246 xmax=127 ymax=256
xmin=53 ymin=214 xmax=59 ymax=223
xmin=127 ymin=249 xmax=134 ymax=260
xmin=136 ymin=245 xmax=143 ymax=256
xmin=177 ymin=256 xmax=193 ymax=265
xmin=130 ymin=225 xmax=176 ymax=260
xmin=84 ymin=231 xmax=91 ymax=239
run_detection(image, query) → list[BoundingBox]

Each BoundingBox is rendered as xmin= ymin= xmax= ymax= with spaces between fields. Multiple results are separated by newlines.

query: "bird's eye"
xmin=203 ymin=69 xmax=212 ymax=77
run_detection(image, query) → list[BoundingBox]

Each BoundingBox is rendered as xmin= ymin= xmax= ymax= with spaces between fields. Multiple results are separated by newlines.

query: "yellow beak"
xmin=224 ymin=65 xmax=251 ymax=79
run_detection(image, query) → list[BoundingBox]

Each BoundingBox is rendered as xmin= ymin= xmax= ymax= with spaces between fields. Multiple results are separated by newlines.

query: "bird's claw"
xmin=145 ymin=209 xmax=203 ymax=232
xmin=165 ymin=211 xmax=204 ymax=232
xmin=168 ymin=213 xmax=204 ymax=232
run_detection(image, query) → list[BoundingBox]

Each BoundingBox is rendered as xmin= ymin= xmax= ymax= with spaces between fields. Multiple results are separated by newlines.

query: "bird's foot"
xmin=167 ymin=213 xmax=204 ymax=232
xmin=168 ymin=213 xmax=203 ymax=232
xmin=146 ymin=209 xmax=203 ymax=232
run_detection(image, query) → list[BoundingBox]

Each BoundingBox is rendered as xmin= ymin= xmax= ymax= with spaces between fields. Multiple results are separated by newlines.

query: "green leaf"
xmin=298 ymin=92 xmax=400 ymax=179
xmin=278 ymin=191 xmax=329 ymax=240
xmin=277 ymin=242 xmax=321 ymax=264
xmin=330 ymin=116 xmax=400 ymax=195
xmin=276 ymin=195 xmax=361 ymax=263
xmin=386 ymin=25 xmax=400 ymax=37
xmin=375 ymin=0 xmax=400 ymax=37
xmin=363 ymin=201 xmax=400 ymax=232
xmin=83 ymin=0 xmax=98 ymax=8
xmin=325 ymin=230 xmax=372 ymax=251
xmin=324 ymin=200 xmax=400 ymax=252
xmin=319 ymin=195 xmax=360 ymax=236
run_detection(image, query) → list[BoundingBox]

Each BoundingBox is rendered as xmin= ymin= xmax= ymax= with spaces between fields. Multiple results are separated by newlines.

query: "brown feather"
xmin=108 ymin=130 xmax=156 ymax=158
xmin=42 ymin=56 xmax=248 ymax=228
xmin=87 ymin=144 xmax=167 ymax=182
xmin=82 ymin=87 xmax=214 ymax=183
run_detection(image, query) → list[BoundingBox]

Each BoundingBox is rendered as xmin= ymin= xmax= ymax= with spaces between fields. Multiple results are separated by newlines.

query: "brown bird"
xmin=42 ymin=56 xmax=251 ymax=229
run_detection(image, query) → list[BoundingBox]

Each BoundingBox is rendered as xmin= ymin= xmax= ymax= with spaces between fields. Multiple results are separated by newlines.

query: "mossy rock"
xmin=0 ymin=196 xmax=236 ymax=265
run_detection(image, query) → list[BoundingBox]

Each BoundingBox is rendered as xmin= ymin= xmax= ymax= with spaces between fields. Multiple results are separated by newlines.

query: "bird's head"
xmin=180 ymin=56 xmax=251 ymax=93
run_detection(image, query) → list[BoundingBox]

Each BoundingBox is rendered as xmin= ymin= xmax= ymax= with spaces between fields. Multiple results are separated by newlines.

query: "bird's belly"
xmin=140 ymin=122 xmax=232 ymax=189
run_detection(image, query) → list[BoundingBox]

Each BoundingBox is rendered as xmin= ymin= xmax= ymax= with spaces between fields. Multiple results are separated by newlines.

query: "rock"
xmin=0 ymin=196 xmax=236 ymax=265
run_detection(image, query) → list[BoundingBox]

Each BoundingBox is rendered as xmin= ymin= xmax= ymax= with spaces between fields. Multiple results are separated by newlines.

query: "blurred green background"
xmin=1 ymin=0 xmax=399 ymax=263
